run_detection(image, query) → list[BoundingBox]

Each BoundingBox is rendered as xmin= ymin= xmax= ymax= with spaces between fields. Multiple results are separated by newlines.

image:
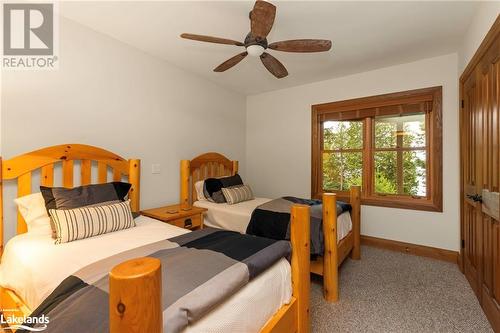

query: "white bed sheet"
xmin=194 ymin=198 xmax=353 ymax=242
xmin=0 ymin=215 xmax=291 ymax=332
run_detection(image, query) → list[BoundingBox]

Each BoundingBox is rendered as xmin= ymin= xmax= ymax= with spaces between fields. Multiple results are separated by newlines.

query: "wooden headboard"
xmin=0 ymin=144 xmax=140 ymax=256
xmin=180 ymin=152 xmax=238 ymax=207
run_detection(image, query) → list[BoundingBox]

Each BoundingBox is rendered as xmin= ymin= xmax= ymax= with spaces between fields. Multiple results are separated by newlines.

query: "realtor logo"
xmin=4 ymin=3 xmax=53 ymax=55
xmin=2 ymin=2 xmax=58 ymax=69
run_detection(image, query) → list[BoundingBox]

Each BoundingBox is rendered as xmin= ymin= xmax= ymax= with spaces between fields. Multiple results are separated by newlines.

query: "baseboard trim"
xmin=361 ymin=235 xmax=458 ymax=264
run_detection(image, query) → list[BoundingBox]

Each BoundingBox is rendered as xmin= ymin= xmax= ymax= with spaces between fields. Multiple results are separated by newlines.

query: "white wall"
xmin=1 ymin=17 xmax=247 ymax=241
xmin=246 ymin=53 xmax=460 ymax=251
xmin=459 ymin=3 xmax=500 ymax=72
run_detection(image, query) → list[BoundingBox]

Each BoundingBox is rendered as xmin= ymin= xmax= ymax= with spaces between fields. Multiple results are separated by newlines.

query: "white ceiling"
xmin=60 ymin=1 xmax=479 ymax=95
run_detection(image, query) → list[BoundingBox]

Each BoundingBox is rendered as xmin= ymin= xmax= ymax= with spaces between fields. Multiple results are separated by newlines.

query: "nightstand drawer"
xmin=169 ymin=214 xmax=202 ymax=229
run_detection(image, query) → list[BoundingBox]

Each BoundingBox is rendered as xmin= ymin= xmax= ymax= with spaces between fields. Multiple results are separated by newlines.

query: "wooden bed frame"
xmin=181 ymin=152 xmax=361 ymax=302
xmin=0 ymin=144 xmax=310 ymax=333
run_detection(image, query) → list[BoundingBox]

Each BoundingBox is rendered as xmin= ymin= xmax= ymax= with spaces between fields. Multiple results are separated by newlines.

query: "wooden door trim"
xmin=461 ymin=14 xmax=500 ymax=83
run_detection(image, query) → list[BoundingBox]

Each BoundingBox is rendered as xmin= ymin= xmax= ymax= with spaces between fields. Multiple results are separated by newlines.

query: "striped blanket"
xmin=20 ymin=228 xmax=291 ymax=333
xmin=246 ymin=196 xmax=351 ymax=256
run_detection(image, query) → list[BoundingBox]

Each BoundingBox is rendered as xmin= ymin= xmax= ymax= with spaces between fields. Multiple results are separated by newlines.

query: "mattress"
xmin=194 ymin=198 xmax=353 ymax=242
xmin=0 ymin=215 xmax=292 ymax=332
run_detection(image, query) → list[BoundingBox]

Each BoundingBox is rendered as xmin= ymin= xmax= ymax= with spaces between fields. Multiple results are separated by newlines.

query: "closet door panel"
xmin=463 ymin=76 xmax=483 ymax=297
xmin=461 ymin=17 xmax=500 ymax=332
xmin=480 ymin=45 xmax=500 ymax=333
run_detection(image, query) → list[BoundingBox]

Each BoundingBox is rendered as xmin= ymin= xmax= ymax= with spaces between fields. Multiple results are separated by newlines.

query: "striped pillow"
xmin=50 ymin=200 xmax=135 ymax=244
xmin=221 ymin=185 xmax=254 ymax=205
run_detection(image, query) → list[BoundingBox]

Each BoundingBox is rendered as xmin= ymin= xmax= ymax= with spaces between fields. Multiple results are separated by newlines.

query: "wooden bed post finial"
xmin=109 ymin=257 xmax=162 ymax=333
xmin=180 ymin=160 xmax=190 ymax=209
xmin=350 ymin=186 xmax=361 ymax=260
xmin=290 ymin=204 xmax=310 ymax=333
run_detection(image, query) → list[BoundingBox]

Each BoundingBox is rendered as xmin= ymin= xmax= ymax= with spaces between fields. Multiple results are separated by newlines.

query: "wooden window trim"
xmin=311 ymin=86 xmax=443 ymax=212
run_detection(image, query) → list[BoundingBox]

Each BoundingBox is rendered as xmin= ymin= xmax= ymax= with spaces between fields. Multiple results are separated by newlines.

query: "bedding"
xmin=221 ymin=184 xmax=254 ymax=204
xmin=0 ymin=216 xmax=292 ymax=333
xmin=14 ymin=192 xmax=53 ymax=236
xmin=247 ymin=197 xmax=351 ymax=256
xmin=40 ymin=182 xmax=131 ymax=211
xmin=194 ymin=198 xmax=353 ymax=247
xmin=195 ymin=198 xmax=272 ymax=233
xmin=194 ymin=180 xmax=207 ymax=201
xmin=49 ymin=200 xmax=135 ymax=244
xmin=20 ymin=228 xmax=290 ymax=333
xmin=203 ymin=174 xmax=243 ymax=203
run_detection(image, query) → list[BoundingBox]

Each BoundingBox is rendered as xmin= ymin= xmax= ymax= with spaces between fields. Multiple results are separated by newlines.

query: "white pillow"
xmin=14 ymin=192 xmax=52 ymax=235
xmin=195 ymin=180 xmax=207 ymax=201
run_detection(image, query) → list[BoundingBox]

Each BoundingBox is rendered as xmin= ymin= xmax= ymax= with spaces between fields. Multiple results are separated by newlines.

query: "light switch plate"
xmin=152 ymin=163 xmax=161 ymax=174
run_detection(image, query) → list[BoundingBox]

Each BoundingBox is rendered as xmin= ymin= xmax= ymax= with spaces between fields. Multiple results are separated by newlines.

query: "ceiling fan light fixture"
xmin=246 ymin=44 xmax=265 ymax=57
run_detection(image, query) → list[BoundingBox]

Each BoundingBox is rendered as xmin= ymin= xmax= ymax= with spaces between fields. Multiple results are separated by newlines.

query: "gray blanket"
xmin=246 ymin=196 xmax=351 ymax=256
xmin=21 ymin=228 xmax=291 ymax=333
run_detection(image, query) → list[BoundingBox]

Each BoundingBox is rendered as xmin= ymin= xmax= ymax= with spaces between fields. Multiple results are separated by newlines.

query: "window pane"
xmin=375 ymin=113 xmax=426 ymax=148
xmin=402 ymin=114 xmax=426 ymax=148
xmin=322 ymin=152 xmax=362 ymax=191
xmin=374 ymin=119 xmax=397 ymax=148
xmin=403 ymin=151 xmax=426 ymax=196
xmin=374 ymin=151 xmax=397 ymax=194
xmin=323 ymin=121 xmax=363 ymax=150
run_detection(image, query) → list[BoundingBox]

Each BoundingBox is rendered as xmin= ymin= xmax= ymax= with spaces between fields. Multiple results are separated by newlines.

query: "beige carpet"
xmin=311 ymin=246 xmax=493 ymax=333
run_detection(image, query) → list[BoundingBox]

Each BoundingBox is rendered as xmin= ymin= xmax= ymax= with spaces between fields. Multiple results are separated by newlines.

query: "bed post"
xmin=349 ymin=186 xmax=361 ymax=260
xmin=0 ymin=157 xmax=3 ymax=258
xmin=180 ymin=160 xmax=190 ymax=208
xmin=109 ymin=257 xmax=162 ymax=333
xmin=128 ymin=159 xmax=141 ymax=213
xmin=231 ymin=160 xmax=238 ymax=175
xmin=322 ymin=193 xmax=338 ymax=302
xmin=290 ymin=204 xmax=311 ymax=333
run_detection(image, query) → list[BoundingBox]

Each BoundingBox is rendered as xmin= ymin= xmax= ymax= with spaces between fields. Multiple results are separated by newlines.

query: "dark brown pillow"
xmin=40 ymin=182 xmax=131 ymax=211
xmin=40 ymin=182 xmax=132 ymax=238
xmin=203 ymin=174 xmax=243 ymax=203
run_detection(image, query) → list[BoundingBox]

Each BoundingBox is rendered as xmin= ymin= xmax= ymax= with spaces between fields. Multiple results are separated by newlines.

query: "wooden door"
xmin=462 ymin=74 xmax=483 ymax=298
xmin=460 ymin=16 xmax=500 ymax=332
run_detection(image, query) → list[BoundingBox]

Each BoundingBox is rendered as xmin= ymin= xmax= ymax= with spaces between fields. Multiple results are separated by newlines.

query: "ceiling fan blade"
xmin=214 ymin=52 xmax=248 ymax=72
xmin=268 ymin=39 xmax=332 ymax=52
xmin=260 ymin=52 xmax=288 ymax=78
xmin=250 ymin=0 xmax=276 ymax=38
xmin=181 ymin=33 xmax=244 ymax=46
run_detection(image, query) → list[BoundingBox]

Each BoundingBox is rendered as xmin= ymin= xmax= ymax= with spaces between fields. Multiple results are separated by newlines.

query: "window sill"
xmin=316 ymin=191 xmax=443 ymax=212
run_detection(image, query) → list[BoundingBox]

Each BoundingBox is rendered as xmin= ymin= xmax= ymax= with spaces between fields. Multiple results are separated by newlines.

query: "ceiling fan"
xmin=180 ymin=0 xmax=332 ymax=79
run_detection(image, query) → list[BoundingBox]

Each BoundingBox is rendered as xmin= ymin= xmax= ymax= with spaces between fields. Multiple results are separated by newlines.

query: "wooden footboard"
xmin=109 ymin=203 xmax=311 ymax=333
xmin=313 ymin=186 xmax=361 ymax=302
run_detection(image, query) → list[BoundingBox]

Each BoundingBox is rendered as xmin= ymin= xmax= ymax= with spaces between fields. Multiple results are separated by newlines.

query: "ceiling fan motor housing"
xmin=244 ymin=32 xmax=268 ymax=49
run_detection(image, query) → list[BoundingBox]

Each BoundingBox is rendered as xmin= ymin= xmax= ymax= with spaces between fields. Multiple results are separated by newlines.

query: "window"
xmin=311 ymin=87 xmax=442 ymax=212
xmin=322 ymin=121 xmax=363 ymax=191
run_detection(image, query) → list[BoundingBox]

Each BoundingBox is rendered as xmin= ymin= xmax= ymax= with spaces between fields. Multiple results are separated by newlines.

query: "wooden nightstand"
xmin=141 ymin=204 xmax=207 ymax=230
